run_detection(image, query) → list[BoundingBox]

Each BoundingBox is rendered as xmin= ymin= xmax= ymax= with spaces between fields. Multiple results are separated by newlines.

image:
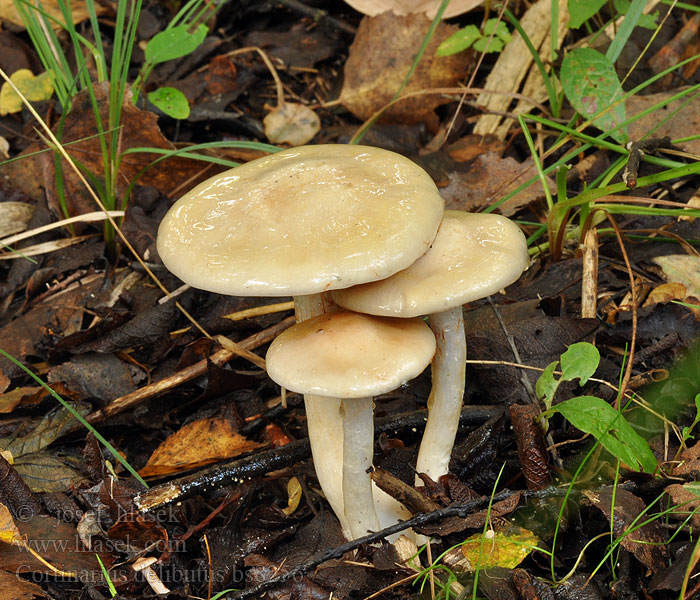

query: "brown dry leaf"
xmin=342 ymin=0 xmax=482 ymax=18
xmin=0 ymin=569 xmax=47 ymax=599
xmin=0 ymin=0 xmax=105 ymax=29
xmin=440 ymin=153 xmax=555 ymax=215
xmin=584 ymin=486 xmax=668 ymax=573
xmin=139 ymin=417 xmax=262 ymax=478
xmin=0 ymin=387 xmax=41 ymax=414
xmin=0 ymin=202 xmax=33 ymax=238
xmin=652 ymin=255 xmax=700 ymax=299
xmin=643 ymin=282 xmax=688 ymax=307
xmin=281 ymin=477 xmax=302 ymax=516
xmin=628 ymin=89 xmax=700 ymax=156
xmin=665 ymin=483 xmax=700 ymax=529
xmin=509 ymin=404 xmax=550 ymax=491
xmin=671 ymin=440 xmax=700 ymax=477
xmin=264 ymin=103 xmax=320 ymax=146
xmin=340 ymin=13 xmax=470 ymax=130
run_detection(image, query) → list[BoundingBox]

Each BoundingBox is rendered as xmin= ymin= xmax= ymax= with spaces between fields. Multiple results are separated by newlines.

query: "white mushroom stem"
xmin=293 ymin=293 xmax=351 ymax=535
xmin=415 ymin=307 xmax=466 ymax=484
xmin=341 ymin=397 xmax=380 ymax=539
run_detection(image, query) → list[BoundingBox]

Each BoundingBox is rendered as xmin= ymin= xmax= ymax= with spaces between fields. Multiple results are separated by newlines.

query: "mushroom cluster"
xmin=156 ymin=144 xmax=529 ymax=541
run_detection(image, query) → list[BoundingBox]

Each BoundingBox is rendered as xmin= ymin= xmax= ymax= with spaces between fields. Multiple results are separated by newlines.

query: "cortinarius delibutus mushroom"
xmin=266 ymin=310 xmax=436 ymax=539
xmin=333 ymin=211 xmax=529 ymax=483
xmin=156 ymin=144 xmax=444 ymax=537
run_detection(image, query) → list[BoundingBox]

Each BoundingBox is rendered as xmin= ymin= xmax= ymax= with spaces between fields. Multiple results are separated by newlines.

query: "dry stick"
xmin=580 ymin=228 xmax=599 ymax=319
xmin=84 ymin=316 xmax=295 ymax=425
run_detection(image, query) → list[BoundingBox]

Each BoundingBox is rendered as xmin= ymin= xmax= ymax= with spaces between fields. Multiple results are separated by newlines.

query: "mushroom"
xmin=266 ymin=310 xmax=436 ymax=539
xmin=132 ymin=557 xmax=170 ymax=595
xmin=332 ymin=211 xmax=529 ymax=483
xmin=156 ymin=144 xmax=444 ymax=536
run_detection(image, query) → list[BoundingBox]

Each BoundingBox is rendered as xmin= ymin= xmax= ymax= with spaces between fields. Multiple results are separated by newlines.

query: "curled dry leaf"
xmin=342 ymin=0 xmax=483 ymax=19
xmin=264 ymin=102 xmax=320 ymax=146
xmin=508 ymin=404 xmax=551 ymax=491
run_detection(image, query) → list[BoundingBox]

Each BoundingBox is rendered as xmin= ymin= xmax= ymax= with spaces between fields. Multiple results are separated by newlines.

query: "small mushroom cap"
xmin=157 ymin=145 xmax=444 ymax=296
xmin=132 ymin=557 xmax=157 ymax=570
xmin=266 ymin=310 xmax=436 ymax=398
xmin=332 ymin=211 xmax=529 ymax=317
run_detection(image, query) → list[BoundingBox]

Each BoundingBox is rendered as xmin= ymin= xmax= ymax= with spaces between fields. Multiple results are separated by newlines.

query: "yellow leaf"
xmin=282 ymin=477 xmax=302 ymax=515
xmin=263 ymin=103 xmax=320 ymax=146
xmin=0 ymin=502 xmax=22 ymax=545
xmin=0 ymin=70 xmax=54 ymax=116
xmin=460 ymin=525 xmax=538 ymax=571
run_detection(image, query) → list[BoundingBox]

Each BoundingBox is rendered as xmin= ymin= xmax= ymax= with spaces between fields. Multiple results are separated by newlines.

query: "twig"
xmin=134 ymin=405 xmax=505 ymax=511
xmin=84 ymin=316 xmax=296 ymax=426
xmin=276 ymin=0 xmax=356 ymax=35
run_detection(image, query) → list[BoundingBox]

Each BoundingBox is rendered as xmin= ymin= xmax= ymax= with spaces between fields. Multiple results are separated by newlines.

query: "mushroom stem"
xmin=293 ymin=293 xmax=350 ymax=535
xmin=341 ymin=397 xmax=380 ymax=539
xmin=416 ymin=306 xmax=466 ymax=483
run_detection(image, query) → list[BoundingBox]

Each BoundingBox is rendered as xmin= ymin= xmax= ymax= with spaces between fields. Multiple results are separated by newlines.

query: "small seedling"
xmin=437 ymin=18 xmax=512 ymax=56
xmin=537 ymin=342 xmax=657 ymax=473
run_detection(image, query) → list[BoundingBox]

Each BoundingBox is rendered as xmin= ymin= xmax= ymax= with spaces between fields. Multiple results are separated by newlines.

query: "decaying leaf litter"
xmin=0 ymin=0 xmax=700 ymax=598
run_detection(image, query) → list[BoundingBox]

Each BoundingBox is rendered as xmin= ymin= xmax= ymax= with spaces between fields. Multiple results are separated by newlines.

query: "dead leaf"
xmin=264 ymin=103 xmax=320 ymax=146
xmin=652 ymin=255 xmax=700 ymax=299
xmin=628 ymin=89 xmax=700 ymax=156
xmin=342 ymin=0 xmax=483 ymax=19
xmin=0 ymin=0 xmax=105 ymax=29
xmin=340 ymin=13 xmax=470 ymax=130
xmin=665 ymin=483 xmax=700 ymax=529
xmin=442 ymin=525 xmax=538 ymax=572
xmin=440 ymin=153 xmax=555 ymax=215
xmin=0 ymin=387 xmax=41 ymax=414
xmin=584 ymin=486 xmax=668 ymax=573
xmin=139 ymin=417 xmax=262 ymax=477
xmin=282 ymin=477 xmax=302 ymax=516
xmin=0 ymin=401 xmax=91 ymax=459
xmin=643 ymin=282 xmax=688 ymax=307
xmin=0 ymin=503 xmax=21 ymax=545
xmin=0 ymin=569 xmax=47 ymax=599
xmin=13 ymin=453 xmax=88 ymax=493
xmin=508 ymin=404 xmax=550 ymax=491
xmin=0 ymin=70 xmax=53 ymax=115
xmin=48 ymin=353 xmax=137 ymax=404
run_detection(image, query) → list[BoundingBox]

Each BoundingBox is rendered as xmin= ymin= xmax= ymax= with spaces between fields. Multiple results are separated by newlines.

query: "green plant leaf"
xmin=536 ymin=361 xmax=559 ymax=409
xmin=560 ymin=47 xmax=627 ymax=143
xmin=484 ymin=19 xmax=511 ymax=43
xmin=148 ymin=86 xmax=190 ymax=119
xmin=568 ymin=0 xmax=606 ymax=28
xmin=560 ymin=342 xmax=600 ymax=385
xmin=552 ymin=396 xmax=657 ymax=473
xmin=613 ymin=0 xmax=658 ymax=29
xmin=436 ymin=24 xmax=481 ymax=56
xmin=145 ymin=23 xmax=207 ymax=65
xmin=473 ymin=36 xmax=504 ymax=53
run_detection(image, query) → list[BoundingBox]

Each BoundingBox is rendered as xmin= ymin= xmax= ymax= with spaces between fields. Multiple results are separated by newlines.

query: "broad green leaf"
xmin=613 ymin=0 xmax=658 ymax=29
xmin=560 ymin=48 xmax=627 ymax=143
xmin=436 ymin=25 xmax=481 ymax=56
xmin=694 ymin=392 xmax=700 ymax=414
xmin=568 ymin=0 xmax=606 ymax=28
xmin=553 ymin=396 xmax=657 ymax=473
xmin=536 ymin=361 xmax=559 ymax=409
xmin=148 ymin=87 xmax=190 ymax=119
xmin=560 ymin=342 xmax=600 ymax=385
xmin=145 ymin=24 xmax=208 ymax=66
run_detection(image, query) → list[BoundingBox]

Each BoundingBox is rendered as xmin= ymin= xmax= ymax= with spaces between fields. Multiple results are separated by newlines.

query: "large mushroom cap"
xmin=332 ymin=211 xmax=529 ymax=317
xmin=157 ymin=145 xmax=444 ymax=296
xmin=266 ymin=310 xmax=436 ymax=398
